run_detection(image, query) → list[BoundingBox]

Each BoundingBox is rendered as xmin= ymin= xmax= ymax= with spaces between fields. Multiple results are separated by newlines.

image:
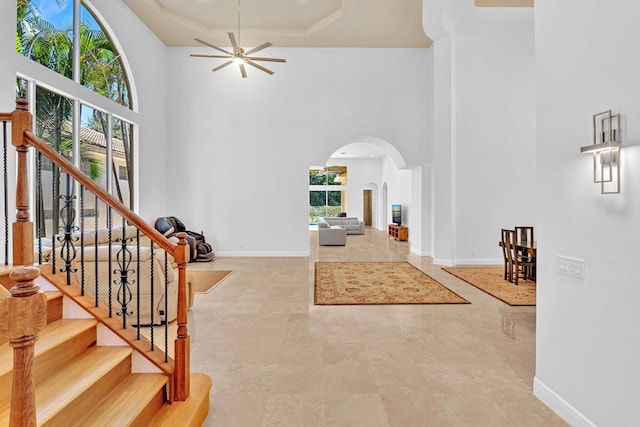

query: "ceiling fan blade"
xmin=245 ymin=42 xmax=272 ymax=56
xmin=246 ymin=60 xmax=274 ymax=75
xmin=191 ymin=54 xmax=233 ymax=59
xmin=212 ymin=60 xmax=234 ymax=72
xmin=228 ymin=32 xmax=239 ymax=51
xmin=239 ymin=63 xmax=248 ymax=78
xmin=194 ymin=38 xmax=233 ymax=56
xmin=246 ymin=56 xmax=286 ymax=63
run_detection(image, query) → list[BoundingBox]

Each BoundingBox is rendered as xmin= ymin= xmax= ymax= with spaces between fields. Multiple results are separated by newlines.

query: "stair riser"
xmin=42 ymin=355 xmax=131 ymax=426
xmin=34 ymin=327 xmax=97 ymax=386
xmin=46 ymin=295 xmax=63 ymax=324
xmin=129 ymin=386 xmax=167 ymax=427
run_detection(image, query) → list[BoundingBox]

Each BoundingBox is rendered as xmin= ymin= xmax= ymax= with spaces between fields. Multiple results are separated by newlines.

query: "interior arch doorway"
xmin=308 ymin=136 xmax=408 ymax=230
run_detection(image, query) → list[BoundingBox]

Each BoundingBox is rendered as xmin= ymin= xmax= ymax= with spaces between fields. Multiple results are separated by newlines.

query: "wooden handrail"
xmin=0 ymin=113 xmax=12 ymax=121
xmin=24 ymin=131 xmax=176 ymax=255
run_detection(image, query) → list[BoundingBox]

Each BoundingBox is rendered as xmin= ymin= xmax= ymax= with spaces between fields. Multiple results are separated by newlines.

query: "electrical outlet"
xmin=557 ymin=255 xmax=585 ymax=279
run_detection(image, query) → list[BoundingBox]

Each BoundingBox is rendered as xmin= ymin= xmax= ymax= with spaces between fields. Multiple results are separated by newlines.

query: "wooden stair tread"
xmin=81 ymin=373 xmax=168 ymax=427
xmin=0 ymin=318 xmax=97 ymax=379
xmin=0 ymin=346 xmax=132 ymax=424
xmin=149 ymin=373 xmax=212 ymax=427
xmin=35 ymin=318 xmax=97 ymax=356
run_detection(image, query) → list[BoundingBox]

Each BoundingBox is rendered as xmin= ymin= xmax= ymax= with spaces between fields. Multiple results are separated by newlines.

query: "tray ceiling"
xmin=121 ymin=0 xmax=432 ymax=48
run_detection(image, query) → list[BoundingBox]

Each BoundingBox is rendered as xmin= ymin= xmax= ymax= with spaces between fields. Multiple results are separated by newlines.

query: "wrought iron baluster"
xmin=36 ymin=151 xmax=42 ymax=265
xmin=94 ymin=195 xmax=98 ymax=307
xmin=51 ymin=157 xmax=57 ymax=275
xmin=107 ymin=206 xmax=112 ymax=317
xmin=164 ymin=251 xmax=169 ymax=361
xmin=56 ymin=174 xmax=78 ymax=285
xmin=136 ymin=228 xmax=141 ymax=339
xmin=115 ymin=217 xmax=134 ymax=328
xmin=150 ymin=241 xmax=155 ymax=349
xmin=3 ymin=121 xmax=8 ymax=265
xmin=79 ymin=185 xmax=85 ymax=295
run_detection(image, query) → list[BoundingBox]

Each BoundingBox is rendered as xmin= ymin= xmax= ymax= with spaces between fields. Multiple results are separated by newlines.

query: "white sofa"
xmin=39 ymin=225 xmax=194 ymax=325
xmin=318 ymin=217 xmax=365 ymax=235
xmin=318 ymin=223 xmax=347 ymax=246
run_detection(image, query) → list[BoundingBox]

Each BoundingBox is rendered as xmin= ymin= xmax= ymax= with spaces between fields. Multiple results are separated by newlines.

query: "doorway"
xmin=363 ymin=190 xmax=372 ymax=226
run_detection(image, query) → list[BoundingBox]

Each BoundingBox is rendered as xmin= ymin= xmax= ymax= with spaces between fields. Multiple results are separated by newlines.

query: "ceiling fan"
xmin=190 ymin=0 xmax=286 ymax=78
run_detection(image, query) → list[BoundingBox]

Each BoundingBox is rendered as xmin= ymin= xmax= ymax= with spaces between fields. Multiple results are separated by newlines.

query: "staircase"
xmin=0 ymin=269 xmax=211 ymax=426
xmin=1 ymin=101 xmax=211 ymax=425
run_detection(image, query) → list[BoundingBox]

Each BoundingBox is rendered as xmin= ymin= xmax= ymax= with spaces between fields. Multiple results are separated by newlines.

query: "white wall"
xmin=165 ymin=47 xmax=430 ymax=256
xmin=453 ymin=9 xmax=536 ymax=265
xmin=0 ymin=2 xmax=14 ymax=111
xmin=534 ymin=1 xmax=640 ymax=425
xmin=424 ymin=1 xmax=536 ymax=265
xmin=0 ymin=1 xmax=16 ymax=264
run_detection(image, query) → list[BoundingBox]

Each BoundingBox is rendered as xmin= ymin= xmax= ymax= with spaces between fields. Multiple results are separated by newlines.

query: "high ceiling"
xmin=121 ymin=0 xmax=432 ymax=48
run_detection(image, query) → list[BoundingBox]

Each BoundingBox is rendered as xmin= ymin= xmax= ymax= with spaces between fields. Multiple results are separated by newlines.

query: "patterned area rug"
xmin=442 ymin=267 xmax=536 ymax=306
xmin=190 ymin=270 xmax=232 ymax=294
xmin=314 ymin=262 xmax=470 ymax=305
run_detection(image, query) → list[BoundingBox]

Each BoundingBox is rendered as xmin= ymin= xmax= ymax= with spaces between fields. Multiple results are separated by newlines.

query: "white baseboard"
xmin=453 ymin=258 xmax=502 ymax=266
xmin=215 ymin=251 xmax=309 ymax=257
xmin=433 ymin=258 xmax=454 ymax=266
xmin=533 ymin=377 xmax=596 ymax=427
xmin=410 ymin=247 xmax=433 ymax=257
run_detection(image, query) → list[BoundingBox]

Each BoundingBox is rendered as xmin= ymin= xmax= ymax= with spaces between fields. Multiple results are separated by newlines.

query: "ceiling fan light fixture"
xmin=189 ymin=0 xmax=285 ymax=78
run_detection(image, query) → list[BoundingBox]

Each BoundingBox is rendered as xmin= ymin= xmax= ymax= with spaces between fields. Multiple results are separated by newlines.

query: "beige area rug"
xmin=189 ymin=270 xmax=232 ymax=294
xmin=314 ymin=262 xmax=470 ymax=305
xmin=442 ymin=267 xmax=536 ymax=306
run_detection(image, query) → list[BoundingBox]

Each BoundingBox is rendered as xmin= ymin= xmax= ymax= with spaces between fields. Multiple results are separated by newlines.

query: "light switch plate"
xmin=557 ymin=255 xmax=585 ymax=279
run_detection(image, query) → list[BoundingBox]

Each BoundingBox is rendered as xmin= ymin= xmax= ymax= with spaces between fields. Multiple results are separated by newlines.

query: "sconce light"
xmin=580 ymin=110 xmax=621 ymax=194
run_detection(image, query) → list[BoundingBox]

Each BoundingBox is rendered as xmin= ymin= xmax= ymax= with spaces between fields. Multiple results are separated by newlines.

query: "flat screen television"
xmin=392 ymin=204 xmax=402 ymax=225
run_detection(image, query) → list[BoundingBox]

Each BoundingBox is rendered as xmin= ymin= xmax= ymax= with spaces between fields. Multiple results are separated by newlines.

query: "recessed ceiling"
xmin=121 ymin=0 xmax=432 ymax=48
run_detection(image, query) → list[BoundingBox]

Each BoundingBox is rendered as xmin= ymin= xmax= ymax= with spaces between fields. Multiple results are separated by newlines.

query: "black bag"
xmin=154 ymin=216 xmax=215 ymax=262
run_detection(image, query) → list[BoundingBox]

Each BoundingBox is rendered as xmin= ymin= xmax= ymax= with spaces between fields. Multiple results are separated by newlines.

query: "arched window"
xmin=17 ymin=0 xmax=132 ymax=108
xmin=16 ymin=0 xmax=136 ymax=232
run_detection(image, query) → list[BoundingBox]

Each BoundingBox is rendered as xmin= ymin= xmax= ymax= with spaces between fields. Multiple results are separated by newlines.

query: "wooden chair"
xmin=504 ymin=229 xmax=535 ymax=285
xmin=515 ymin=226 xmax=535 ymax=279
xmin=500 ymin=228 xmax=513 ymax=281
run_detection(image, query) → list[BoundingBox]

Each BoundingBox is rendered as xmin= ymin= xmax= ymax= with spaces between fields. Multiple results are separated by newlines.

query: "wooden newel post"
xmin=3 ymin=267 xmax=47 ymax=427
xmin=174 ymin=233 xmax=190 ymax=401
xmin=12 ymin=99 xmax=34 ymax=266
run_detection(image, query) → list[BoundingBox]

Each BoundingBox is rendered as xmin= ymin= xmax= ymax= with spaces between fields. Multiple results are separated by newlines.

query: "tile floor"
xmin=190 ymin=228 xmax=566 ymax=426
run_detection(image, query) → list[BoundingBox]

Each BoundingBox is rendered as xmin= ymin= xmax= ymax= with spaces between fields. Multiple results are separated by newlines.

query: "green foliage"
xmin=309 ymin=171 xmax=326 ymax=185
xmin=310 ymin=191 xmax=325 ymax=207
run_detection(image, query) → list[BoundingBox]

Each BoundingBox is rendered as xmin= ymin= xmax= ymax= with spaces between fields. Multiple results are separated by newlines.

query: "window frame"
xmin=16 ymin=0 xmax=139 ymax=214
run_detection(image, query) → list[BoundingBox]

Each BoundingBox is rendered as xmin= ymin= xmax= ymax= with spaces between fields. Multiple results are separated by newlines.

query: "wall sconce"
xmin=580 ymin=110 xmax=621 ymax=194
